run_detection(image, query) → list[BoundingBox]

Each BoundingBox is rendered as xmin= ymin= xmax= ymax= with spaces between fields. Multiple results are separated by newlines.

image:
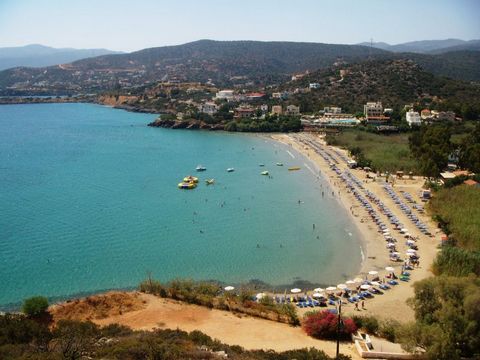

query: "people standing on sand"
xmin=355 ymin=303 xmax=359 ymax=311
xmin=362 ymin=301 xmax=365 ymax=310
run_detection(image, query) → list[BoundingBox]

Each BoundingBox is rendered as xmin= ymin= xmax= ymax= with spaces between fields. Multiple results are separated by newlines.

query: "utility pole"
xmin=336 ymin=300 xmax=342 ymax=358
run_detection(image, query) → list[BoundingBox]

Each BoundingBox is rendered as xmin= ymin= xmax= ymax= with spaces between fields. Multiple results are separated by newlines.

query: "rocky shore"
xmin=148 ymin=117 xmax=225 ymax=130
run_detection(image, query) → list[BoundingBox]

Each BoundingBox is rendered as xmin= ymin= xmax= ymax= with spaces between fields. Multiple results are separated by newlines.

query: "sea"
xmin=0 ymin=103 xmax=362 ymax=308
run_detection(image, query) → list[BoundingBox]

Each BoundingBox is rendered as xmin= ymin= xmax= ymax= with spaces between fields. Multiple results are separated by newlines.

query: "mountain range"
xmin=356 ymin=39 xmax=480 ymax=54
xmin=0 ymin=39 xmax=479 ymax=95
xmin=0 ymin=44 xmax=122 ymax=71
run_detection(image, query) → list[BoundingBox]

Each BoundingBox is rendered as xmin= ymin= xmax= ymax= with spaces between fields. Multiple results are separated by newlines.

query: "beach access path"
xmin=271 ymin=133 xmax=440 ymax=323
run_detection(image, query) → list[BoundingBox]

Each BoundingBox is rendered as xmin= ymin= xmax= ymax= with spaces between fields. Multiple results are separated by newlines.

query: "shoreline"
xmin=271 ymin=133 xmax=440 ymax=321
xmin=269 ymin=134 xmax=377 ymax=278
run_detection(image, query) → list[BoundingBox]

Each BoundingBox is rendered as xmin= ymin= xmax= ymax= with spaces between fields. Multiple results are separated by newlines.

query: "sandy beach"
xmin=271 ymin=133 xmax=440 ymax=322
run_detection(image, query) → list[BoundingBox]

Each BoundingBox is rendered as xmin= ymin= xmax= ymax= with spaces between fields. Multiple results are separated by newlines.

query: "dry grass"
xmin=50 ymin=291 xmax=146 ymax=322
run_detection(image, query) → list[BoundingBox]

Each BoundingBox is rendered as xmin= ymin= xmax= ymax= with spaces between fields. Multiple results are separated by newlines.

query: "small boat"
xmin=227 ymin=168 xmax=235 ymax=172
xmin=196 ymin=165 xmax=207 ymax=172
xmin=261 ymin=171 xmax=269 ymax=176
xmin=178 ymin=182 xmax=196 ymax=189
xmin=183 ymin=176 xmax=199 ymax=183
xmin=276 ymin=162 xmax=283 ymax=166
xmin=259 ymin=163 xmax=265 ymax=167
xmin=288 ymin=167 xmax=301 ymax=171
xmin=205 ymin=179 xmax=215 ymax=185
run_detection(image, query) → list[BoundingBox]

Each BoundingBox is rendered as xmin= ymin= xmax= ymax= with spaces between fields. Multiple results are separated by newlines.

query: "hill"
xmin=358 ymin=39 xmax=478 ymax=54
xmin=0 ymin=44 xmax=122 ymax=70
xmin=280 ymin=59 xmax=480 ymax=114
xmin=1 ymin=40 xmax=479 ymax=96
xmin=0 ymin=40 xmax=390 ymax=94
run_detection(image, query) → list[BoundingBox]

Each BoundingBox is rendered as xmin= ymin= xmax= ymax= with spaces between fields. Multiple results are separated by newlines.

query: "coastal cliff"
xmin=148 ymin=117 xmax=225 ymax=130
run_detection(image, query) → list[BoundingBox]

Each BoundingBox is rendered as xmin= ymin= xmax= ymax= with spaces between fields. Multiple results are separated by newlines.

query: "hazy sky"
xmin=1 ymin=0 xmax=479 ymax=52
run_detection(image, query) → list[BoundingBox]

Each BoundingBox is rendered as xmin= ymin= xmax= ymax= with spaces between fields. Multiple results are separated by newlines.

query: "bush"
xmin=303 ymin=310 xmax=357 ymax=340
xmin=352 ymin=315 xmax=379 ymax=334
xmin=378 ymin=319 xmax=400 ymax=342
xmin=22 ymin=296 xmax=49 ymax=317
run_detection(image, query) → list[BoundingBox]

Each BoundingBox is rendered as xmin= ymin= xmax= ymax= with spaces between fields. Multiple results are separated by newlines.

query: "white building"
xmin=199 ymin=102 xmax=218 ymax=115
xmin=309 ymin=83 xmax=320 ymax=89
xmin=364 ymin=102 xmax=383 ymax=119
xmin=215 ymin=90 xmax=234 ymax=101
xmin=324 ymin=106 xmax=342 ymax=114
xmin=406 ymin=110 xmax=422 ymax=126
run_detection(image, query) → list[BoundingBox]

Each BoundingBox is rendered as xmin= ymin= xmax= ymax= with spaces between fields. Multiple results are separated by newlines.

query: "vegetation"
xmin=409 ymin=124 xmax=453 ymax=178
xmin=139 ymin=278 xmax=299 ymax=325
xmin=429 ymin=185 xmax=480 ymax=250
xmin=351 ymin=316 xmax=400 ymax=342
xmin=224 ymin=115 xmax=302 ymax=133
xmin=458 ymin=122 xmax=480 ymax=173
xmin=22 ymin=296 xmax=49 ymax=318
xmin=399 ymin=276 xmax=480 ymax=359
xmin=302 ymin=310 xmax=357 ymax=340
xmin=433 ymin=246 xmax=480 ymax=277
xmin=283 ymin=59 xmax=480 ymax=114
xmin=326 ymin=129 xmax=417 ymax=173
xmin=0 ymin=314 xmax=349 ymax=359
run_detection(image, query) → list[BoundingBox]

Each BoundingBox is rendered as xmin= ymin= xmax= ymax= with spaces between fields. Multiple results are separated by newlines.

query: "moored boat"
xmin=276 ymin=162 xmax=283 ymax=166
xmin=183 ymin=176 xmax=199 ymax=183
xmin=288 ymin=166 xmax=301 ymax=171
xmin=196 ymin=165 xmax=207 ymax=171
xmin=227 ymin=168 xmax=235 ymax=172
xmin=178 ymin=182 xmax=197 ymax=189
xmin=261 ymin=171 xmax=269 ymax=175
xmin=205 ymin=179 xmax=215 ymax=185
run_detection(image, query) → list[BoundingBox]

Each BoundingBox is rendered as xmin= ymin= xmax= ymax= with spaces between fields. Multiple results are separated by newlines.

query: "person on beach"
xmin=355 ymin=303 xmax=359 ymax=311
xmin=361 ymin=301 xmax=365 ymax=310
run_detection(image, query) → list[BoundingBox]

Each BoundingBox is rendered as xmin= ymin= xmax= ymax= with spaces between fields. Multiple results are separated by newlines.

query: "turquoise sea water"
xmin=0 ymin=103 xmax=362 ymax=307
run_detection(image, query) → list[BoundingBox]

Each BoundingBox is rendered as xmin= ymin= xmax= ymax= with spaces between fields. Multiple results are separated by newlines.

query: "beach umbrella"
xmin=360 ymin=284 xmax=371 ymax=290
xmin=345 ymin=280 xmax=356 ymax=285
xmin=401 ymin=228 xmax=408 ymax=233
xmin=224 ymin=286 xmax=235 ymax=291
xmin=313 ymin=287 xmax=325 ymax=292
xmin=386 ymin=242 xmax=395 ymax=248
xmin=312 ymin=292 xmax=324 ymax=298
xmin=337 ymin=284 xmax=347 ymax=290
xmin=406 ymin=239 xmax=415 ymax=245
xmin=371 ymin=281 xmax=380 ymax=286
xmin=406 ymin=249 xmax=416 ymax=254
xmin=353 ymin=277 xmax=363 ymax=283
xmin=290 ymin=288 xmax=302 ymax=294
xmin=368 ymin=270 xmax=378 ymax=276
xmin=326 ymin=286 xmax=337 ymax=292
xmin=385 ymin=266 xmax=395 ymax=272
xmin=256 ymin=293 xmax=265 ymax=300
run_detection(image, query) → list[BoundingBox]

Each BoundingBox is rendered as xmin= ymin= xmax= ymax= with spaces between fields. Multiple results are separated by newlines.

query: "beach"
xmin=271 ymin=133 xmax=440 ymax=322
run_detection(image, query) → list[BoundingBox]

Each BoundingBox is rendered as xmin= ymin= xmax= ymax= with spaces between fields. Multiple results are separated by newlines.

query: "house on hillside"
xmin=215 ymin=89 xmax=234 ymax=101
xmin=271 ymin=105 xmax=283 ymax=115
xmin=234 ymin=105 xmax=256 ymax=118
xmin=246 ymin=92 xmax=266 ymax=101
xmin=199 ymin=102 xmax=218 ymax=115
xmin=286 ymin=105 xmax=300 ymax=116
xmin=309 ymin=83 xmax=320 ymax=89
xmin=406 ymin=110 xmax=422 ymax=126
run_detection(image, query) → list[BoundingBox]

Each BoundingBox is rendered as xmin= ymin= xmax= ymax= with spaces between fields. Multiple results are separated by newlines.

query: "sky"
xmin=0 ymin=0 xmax=479 ymax=52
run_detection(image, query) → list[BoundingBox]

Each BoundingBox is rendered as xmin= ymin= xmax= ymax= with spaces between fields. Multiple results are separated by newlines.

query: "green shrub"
xmin=379 ymin=319 xmax=400 ymax=342
xmin=352 ymin=315 xmax=379 ymax=334
xmin=22 ymin=296 xmax=49 ymax=317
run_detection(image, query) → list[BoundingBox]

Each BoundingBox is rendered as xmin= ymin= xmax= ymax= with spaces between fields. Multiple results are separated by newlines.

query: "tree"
xmin=399 ymin=276 xmax=480 ymax=359
xmin=409 ymin=125 xmax=453 ymax=178
xmin=458 ymin=122 xmax=480 ymax=173
xmin=22 ymin=296 xmax=49 ymax=318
